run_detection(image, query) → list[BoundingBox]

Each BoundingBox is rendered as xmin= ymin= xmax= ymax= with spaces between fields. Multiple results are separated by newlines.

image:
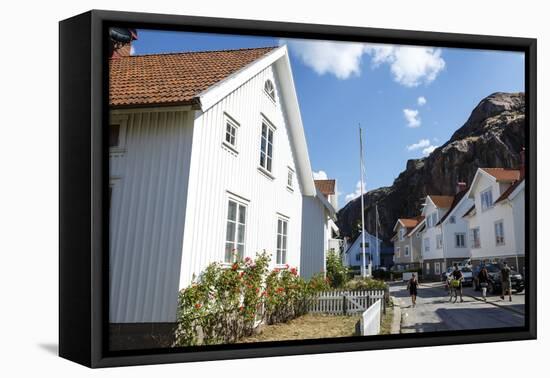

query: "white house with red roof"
xmin=463 ymin=166 xmax=525 ymax=273
xmin=391 ymin=217 xmax=424 ymax=271
xmin=108 ymin=35 xmax=336 ymax=327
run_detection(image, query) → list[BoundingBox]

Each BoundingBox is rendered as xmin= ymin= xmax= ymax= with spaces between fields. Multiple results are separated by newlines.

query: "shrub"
xmin=344 ymin=277 xmax=387 ymax=291
xmin=174 ymin=253 xmax=328 ymax=346
xmin=325 ymin=250 xmax=349 ymax=288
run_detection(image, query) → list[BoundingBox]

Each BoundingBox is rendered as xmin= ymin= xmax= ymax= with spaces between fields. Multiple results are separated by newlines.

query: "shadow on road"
xmin=434 ymin=306 xmax=525 ymax=330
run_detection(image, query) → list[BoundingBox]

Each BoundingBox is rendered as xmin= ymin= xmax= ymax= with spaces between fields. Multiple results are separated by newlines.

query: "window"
xmin=495 ymin=220 xmax=505 ymax=246
xmin=481 ymin=188 xmax=493 ymax=211
xmin=449 ymin=215 xmax=456 ymax=224
xmin=405 ymin=246 xmax=410 ymax=256
xmin=356 ymin=254 xmax=361 ymax=262
xmin=455 ymin=233 xmax=466 ymax=248
xmin=225 ymin=199 xmax=247 ymax=263
xmin=424 ymin=238 xmax=430 ymax=252
xmin=395 ymin=247 xmax=400 ymax=257
xmin=287 ymin=168 xmax=294 ymax=189
xmin=470 ymin=228 xmax=481 ymax=249
xmin=427 ymin=212 xmax=438 ymax=228
xmin=436 ymin=234 xmax=443 ymax=249
xmin=425 ymin=262 xmax=431 ymax=275
xmin=110 ymin=124 xmax=121 ymax=147
xmin=264 ymin=79 xmax=276 ymax=102
xmin=435 ymin=262 xmax=441 ymax=275
xmin=259 ymin=120 xmax=274 ymax=173
xmin=360 ymin=242 xmax=370 ymax=249
xmin=399 ymin=228 xmax=406 ymax=241
xmin=276 ymin=218 xmax=288 ymax=265
xmin=109 ymin=115 xmax=127 ymax=151
xmin=224 ymin=115 xmax=239 ymax=148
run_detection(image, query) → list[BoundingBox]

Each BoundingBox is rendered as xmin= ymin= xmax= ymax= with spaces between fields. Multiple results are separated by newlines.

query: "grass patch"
xmin=379 ymin=304 xmax=394 ymax=335
xmin=238 ymin=314 xmax=360 ymax=343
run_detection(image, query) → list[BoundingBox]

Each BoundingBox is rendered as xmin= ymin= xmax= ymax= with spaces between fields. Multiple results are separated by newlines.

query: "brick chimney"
xmin=109 ymin=28 xmax=137 ymax=59
xmin=456 ymin=181 xmax=467 ymax=194
xmin=520 ymin=147 xmax=526 ymax=179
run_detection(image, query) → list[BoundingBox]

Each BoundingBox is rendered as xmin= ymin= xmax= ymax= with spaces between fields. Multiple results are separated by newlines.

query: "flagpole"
xmin=359 ymin=126 xmax=366 ymax=278
xmin=375 ymin=204 xmax=379 ymax=270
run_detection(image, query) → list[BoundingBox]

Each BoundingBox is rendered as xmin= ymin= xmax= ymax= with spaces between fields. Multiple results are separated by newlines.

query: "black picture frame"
xmin=59 ymin=9 xmax=537 ymax=368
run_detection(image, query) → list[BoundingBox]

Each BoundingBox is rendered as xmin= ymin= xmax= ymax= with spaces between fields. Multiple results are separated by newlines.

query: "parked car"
xmin=473 ymin=263 xmax=524 ymax=294
xmin=441 ymin=266 xmax=473 ymax=286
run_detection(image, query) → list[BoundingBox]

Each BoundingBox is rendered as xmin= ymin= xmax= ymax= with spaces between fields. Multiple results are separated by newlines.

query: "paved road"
xmin=390 ymin=281 xmax=525 ymax=333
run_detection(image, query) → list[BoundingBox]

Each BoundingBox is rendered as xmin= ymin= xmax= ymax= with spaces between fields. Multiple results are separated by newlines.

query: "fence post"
xmin=343 ymin=294 xmax=347 ymax=315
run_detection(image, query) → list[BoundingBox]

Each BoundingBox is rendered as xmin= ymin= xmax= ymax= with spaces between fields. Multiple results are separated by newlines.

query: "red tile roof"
xmin=495 ymin=178 xmax=524 ymax=204
xmin=481 ymin=168 xmax=521 ymax=182
xmin=314 ymin=179 xmax=336 ymax=196
xmin=109 ymin=47 xmax=277 ymax=108
xmin=429 ymin=195 xmax=455 ymax=209
xmin=399 ymin=217 xmax=423 ymax=229
xmin=438 ymin=188 xmax=469 ymax=225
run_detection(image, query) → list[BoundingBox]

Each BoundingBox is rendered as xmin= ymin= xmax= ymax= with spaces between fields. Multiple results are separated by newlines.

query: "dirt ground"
xmin=238 ymin=314 xmax=360 ymax=343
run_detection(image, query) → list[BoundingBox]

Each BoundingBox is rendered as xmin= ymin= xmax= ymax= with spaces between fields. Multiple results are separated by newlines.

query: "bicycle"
xmin=448 ymin=278 xmax=461 ymax=303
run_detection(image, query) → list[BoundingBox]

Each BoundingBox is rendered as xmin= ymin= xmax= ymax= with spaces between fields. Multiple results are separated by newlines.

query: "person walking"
xmin=450 ymin=264 xmax=464 ymax=303
xmin=500 ymin=261 xmax=513 ymax=302
xmin=407 ymin=273 xmax=419 ymax=308
xmin=478 ymin=265 xmax=490 ymax=302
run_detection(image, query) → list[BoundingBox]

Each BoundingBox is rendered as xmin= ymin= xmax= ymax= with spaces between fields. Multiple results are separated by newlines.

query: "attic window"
xmin=264 ymin=79 xmax=276 ymax=102
xmin=109 ymin=115 xmax=128 ymax=152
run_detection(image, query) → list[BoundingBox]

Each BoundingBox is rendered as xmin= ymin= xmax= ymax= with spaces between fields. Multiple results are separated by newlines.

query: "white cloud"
xmin=417 ymin=96 xmax=427 ymax=106
xmin=406 ymin=139 xmax=438 ymax=156
xmin=403 ymin=108 xmax=421 ymax=128
xmin=312 ymin=170 xmax=329 ymax=180
xmin=345 ymin=180 xmax=365 ymax=202
xmin=282 ymin=40 xmax=445 ymax=85
xmin=407 ymin=139 xmax=431 ymax=151
xmin=283 ymin=39 xmax=366 ymax=80
xmin=422 ymin=145 xmax=438 ymax=156
xmin=365 ymin=45 xmax=445 ymax=87
xmin=130 ymin=45 xmax=136 ymax=55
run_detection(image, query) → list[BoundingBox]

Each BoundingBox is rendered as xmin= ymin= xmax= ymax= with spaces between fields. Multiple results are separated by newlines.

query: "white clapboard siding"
xmin=109 ymin=110 xmax=195 ymax=323
xmin=178 ymin=63 xmax=304 ymax=288
xmin=300 ymin=196 xmax=328 ymax=279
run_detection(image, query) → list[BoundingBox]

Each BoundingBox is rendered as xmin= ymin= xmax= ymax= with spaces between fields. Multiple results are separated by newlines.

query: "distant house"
xmin=418 ymin=195 xmax=455 ymax=279
xmin=343 ymin=230 xmax=382 ymax=269
xmin=300 ymin=179 xmax=340 ymax=279
xmin=109 ymin=37 xmax=336 ymax=328
xmin=391 ymin=217 xmax=424 ymax=271
xmin=463 ymin=167 xmax=525 ymax=273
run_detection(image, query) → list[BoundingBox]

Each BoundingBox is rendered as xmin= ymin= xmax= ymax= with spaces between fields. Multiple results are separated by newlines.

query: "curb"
xmin=390 ymin=296 xmax=402 ymax=334
xmin=466 ymin=294 xmax=525 ymax=316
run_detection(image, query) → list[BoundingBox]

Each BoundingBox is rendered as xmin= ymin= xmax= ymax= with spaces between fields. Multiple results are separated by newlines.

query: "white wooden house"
xmin=418 ymin=195 xmax=455 ymax=279
xmin=391 ymin=217 xmax=424 ymax=271
xmin=463 ymin=168 xmax=525 ymax=273
xmin=343 ymin=230 xmax=382 ymax=269
xmin=109 ymin=44 xmax=336 ymax=326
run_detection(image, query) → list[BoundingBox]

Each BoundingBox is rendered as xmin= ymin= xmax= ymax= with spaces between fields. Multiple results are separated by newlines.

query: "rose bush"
xmin=174 ymin=252 xmax=328 ymax=346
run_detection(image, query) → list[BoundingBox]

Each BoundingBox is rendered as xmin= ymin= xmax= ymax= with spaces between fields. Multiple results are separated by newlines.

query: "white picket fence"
xmin=307 ymin=290 xmax=386 ymax=315
xmin=359 ymin=299 xmax=382 ymax=336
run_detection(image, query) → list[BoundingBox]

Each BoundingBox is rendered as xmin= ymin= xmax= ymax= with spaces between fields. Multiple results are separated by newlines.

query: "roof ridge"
xmin=110 ymin=45 xmax=279 ymax=59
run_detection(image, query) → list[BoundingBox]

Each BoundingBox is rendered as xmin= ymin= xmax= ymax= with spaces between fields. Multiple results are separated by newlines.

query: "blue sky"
xmin=131 ymin=29 xmax=524 ymax=208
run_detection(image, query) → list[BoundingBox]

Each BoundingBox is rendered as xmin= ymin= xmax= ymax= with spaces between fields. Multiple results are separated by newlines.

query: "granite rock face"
xmin=337 ymin=92 xmax=526 ymax=242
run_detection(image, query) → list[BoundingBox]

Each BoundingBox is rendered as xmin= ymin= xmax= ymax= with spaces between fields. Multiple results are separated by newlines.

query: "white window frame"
xmin=455 ymin=233 xmax=466 ymax=248
xmin=395 ymin=247 xmax=400 ymax=258
xmin=424 ymin=238 xmax=430 ymax=252
xmin=224 ymin=196 xmax=248 ymax=263
xmin=222 ymin=113 xmax=240 ymax=153
xmin=399 ymin=228 xmax=406 ymax=241
xmin=276 ymin=216 xmax=289 ymax=266
xmin=287 ymin=167 xmax=294 ymax=191
xmin=109 ymin=115 xmax=128 ymax=153
xmin=495 ymin=220 xmax=505 ymax=246
xmin=258 ymin=116 xmax=276 ymax=177
xmin=264 ymin=79 xmax=276 ymax=102
xmin=480 ymin=188 xmax=493 ymax=211
xmin=425 ymin=262 xmax=431 ymax=275
xmin=436 ymin=234 xmax=443 ymax=249
xmin=449 ymin=215 xmax=456 ymax=224
xmin=435 ymin=262 xmax=441 ymax=275
xmin=404 ymin=245 xmax=410 ymax=256
xmin=470 ymin=227 xmax=481 ymax=249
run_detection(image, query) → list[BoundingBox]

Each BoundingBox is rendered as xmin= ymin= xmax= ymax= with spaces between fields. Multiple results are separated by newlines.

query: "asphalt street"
xmin=390 ymin=281 xmax=525 ymax=333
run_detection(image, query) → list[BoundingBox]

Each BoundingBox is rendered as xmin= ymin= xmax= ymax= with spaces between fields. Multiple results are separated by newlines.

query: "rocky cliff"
xmin=337 ymin=92 xmax=526 ymax=242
